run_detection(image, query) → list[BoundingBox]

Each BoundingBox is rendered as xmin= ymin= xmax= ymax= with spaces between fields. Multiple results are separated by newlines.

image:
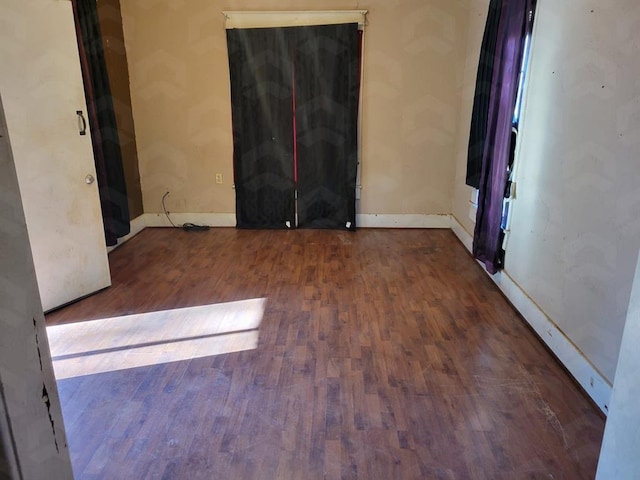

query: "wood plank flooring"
xmin=46 ymin=228 xmax=604 ymax=479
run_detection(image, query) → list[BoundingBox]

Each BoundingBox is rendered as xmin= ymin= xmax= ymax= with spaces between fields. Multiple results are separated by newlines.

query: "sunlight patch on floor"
xmin=47 ymin=298 xmax=266 ymax=379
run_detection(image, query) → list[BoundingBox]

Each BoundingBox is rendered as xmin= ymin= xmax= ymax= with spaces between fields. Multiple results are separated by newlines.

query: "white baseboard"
xmin=107 ymin=214 xmax=146 ymax=252
xmin=450 ymin=215 xmax=473 ymax=251
xmin=356 ymin=213 xmax=451 ymax=228
xmin=143 ymin=213 xmax=452 ymax=229
xmin=143 ymin=212 xmax=236 ymax=228
xmin=449 ymin=215 xmax=612 ymax=415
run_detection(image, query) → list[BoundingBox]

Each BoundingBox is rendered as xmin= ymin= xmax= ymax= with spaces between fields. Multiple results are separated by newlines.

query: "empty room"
xmin=1 ymin=0 xmax=639 ymax=479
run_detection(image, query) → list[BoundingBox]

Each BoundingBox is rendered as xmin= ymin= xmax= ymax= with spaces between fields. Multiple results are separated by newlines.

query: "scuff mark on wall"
xmin=33 ymin=318 xmax=43 ymax=371
xmin=41 ymin=385 xmax=59 ymax=454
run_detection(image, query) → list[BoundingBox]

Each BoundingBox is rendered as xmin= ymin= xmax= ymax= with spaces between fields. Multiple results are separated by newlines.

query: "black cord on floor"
xmin=182 ymin=223 xmax=209 ymax=232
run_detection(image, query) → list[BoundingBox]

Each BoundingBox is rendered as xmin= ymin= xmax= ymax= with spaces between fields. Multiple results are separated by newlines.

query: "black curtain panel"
xmin=466 ymin=0 xmax=503 ymax=189
xmin=72 ymin=0 xmax=130 ymax=246
xmin=294 ymin=24 xmax=359 ymax=230
xmin=227 ymin=28 xmax=296 ymax=229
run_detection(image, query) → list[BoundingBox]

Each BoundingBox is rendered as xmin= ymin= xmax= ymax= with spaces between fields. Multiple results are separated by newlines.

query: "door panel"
xmin=0 ymin=0 xmax=111 ymax=311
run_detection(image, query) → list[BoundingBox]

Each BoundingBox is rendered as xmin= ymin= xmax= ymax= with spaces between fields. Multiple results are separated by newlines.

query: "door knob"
xmin=85 ymin=174 xmax=95 ymax=184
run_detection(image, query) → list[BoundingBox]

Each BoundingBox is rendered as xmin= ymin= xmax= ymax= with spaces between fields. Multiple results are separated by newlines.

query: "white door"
xmin=0 ymin=0 xmax=111 ymax=311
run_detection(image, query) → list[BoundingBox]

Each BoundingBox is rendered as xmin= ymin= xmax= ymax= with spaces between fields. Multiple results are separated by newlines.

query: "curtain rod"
xmin=223 ymin=10 xmax=369 ymax=30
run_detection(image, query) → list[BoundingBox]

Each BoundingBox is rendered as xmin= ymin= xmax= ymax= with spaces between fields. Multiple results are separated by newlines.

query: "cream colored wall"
xmin=452 ymin=0 xmax=640 ymax=383
xmin=120 ymin=1 xmax=470 ymax=216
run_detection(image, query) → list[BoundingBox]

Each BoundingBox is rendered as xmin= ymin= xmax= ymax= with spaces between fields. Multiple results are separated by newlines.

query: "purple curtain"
xmin=466 ymin=0 xmax=502 ymax=189
xmin=471 ymin=0 xmax=534 ymax=274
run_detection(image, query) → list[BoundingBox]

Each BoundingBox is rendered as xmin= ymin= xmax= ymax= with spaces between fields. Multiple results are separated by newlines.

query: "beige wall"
xmin=452 ymin=0 xmax=640 ymax=383
xmin=120 ymin=1 xmax=470 ymax=216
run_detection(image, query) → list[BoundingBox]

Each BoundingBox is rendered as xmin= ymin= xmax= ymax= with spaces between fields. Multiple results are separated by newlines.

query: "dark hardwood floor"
xmin=46 ymin=228 xmax=604 ymax=479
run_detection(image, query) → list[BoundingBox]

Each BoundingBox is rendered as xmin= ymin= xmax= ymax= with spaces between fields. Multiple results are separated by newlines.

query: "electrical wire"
xmin=161 ymin=192 xmax=210 ymax=231
xmin=161 ymin=191 xmax=178 ymax=228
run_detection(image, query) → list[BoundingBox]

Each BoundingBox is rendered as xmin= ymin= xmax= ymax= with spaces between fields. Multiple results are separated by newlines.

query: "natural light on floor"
xmin=46 ymin=298 xmax=266 ymax=380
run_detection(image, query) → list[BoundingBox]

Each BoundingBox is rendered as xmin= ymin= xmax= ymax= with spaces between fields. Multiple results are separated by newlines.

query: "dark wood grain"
xmin=47 ymin=228 xmax=604 ymax=479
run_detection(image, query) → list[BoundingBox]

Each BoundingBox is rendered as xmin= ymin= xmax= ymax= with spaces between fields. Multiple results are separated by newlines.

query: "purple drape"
xmin=472 ymin=0 xmax=534 ymax=274
xmin=466 ymin=0 xmax=502 ymax=189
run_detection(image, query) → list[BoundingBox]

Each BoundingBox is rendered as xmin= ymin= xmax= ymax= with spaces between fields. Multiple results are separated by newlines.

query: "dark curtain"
xmin=72 ymin=0 xmax=130 ymax=246
xmin=466 ymin=0 xmax=503 ymax=189
xmin=294 ymin=24 xmax=359 ymax=230
xmin=227 ymin=28 xmax=296 ymax=229
xmin=469 ymin=0 xmax=534 ymax=274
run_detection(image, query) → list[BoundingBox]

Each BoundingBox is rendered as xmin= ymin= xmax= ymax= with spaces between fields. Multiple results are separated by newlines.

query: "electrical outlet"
xmin=215 ymin=173 xmax=223 ymax=184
